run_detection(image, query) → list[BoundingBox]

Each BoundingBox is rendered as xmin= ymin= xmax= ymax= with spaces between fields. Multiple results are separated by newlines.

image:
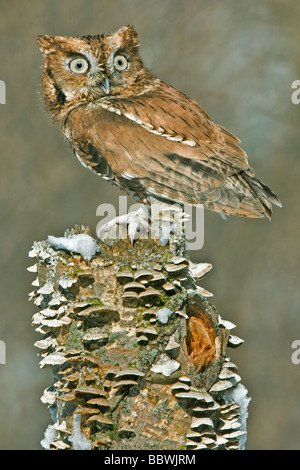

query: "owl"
xmin=37 ymin=25 xmax=281 ymax=228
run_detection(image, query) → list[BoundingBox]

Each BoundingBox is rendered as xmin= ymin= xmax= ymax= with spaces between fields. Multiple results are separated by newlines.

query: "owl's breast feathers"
xmin=64 ymin=81 xmax=281 ymax=219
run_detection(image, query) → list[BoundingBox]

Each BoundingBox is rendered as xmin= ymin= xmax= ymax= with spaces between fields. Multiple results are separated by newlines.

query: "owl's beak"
xmin=98 ymin=77 xmax=110 ymax=95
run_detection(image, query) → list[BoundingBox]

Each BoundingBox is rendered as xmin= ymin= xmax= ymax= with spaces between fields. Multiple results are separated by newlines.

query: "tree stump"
xmin=28 ymin=226 xmax=250 ymax=450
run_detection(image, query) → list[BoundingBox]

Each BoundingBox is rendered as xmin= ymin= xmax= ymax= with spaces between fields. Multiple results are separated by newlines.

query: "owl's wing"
xmin=100 ymin=80 xmax=252 ymax=176
xmin=67 ymin=104 xmax=237 ymax=208
xmin=71 ymin=138 xmax=115 ymax=181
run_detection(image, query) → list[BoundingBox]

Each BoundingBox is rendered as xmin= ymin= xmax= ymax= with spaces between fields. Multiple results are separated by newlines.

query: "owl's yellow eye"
xmin=113 ymin=54 xmax=128 ymax=72
xmin=69 ymin=57 xmax=90 ymax=75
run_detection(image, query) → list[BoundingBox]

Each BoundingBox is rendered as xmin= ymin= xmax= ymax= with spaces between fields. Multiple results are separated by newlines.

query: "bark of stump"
xmin=28 ymin=227 xmax=249 ymax=450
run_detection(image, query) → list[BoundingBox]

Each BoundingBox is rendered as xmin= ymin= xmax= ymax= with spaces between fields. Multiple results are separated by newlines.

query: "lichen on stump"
xmin=28 ymin=226 xmax=249 ymax=450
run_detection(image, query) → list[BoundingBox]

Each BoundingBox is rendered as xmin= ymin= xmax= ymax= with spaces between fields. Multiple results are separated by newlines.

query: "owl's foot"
xmin=97 ymin=206 xmax=150 ymax=244
xmin=97 ymin=200 xmax=189 ymax=246
xmin=150 ymin=199 xmax=189 ymax=246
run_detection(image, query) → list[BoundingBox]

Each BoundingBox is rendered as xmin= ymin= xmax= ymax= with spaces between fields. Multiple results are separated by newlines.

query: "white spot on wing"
xmin=122 ymin=171 xmax=135 ymax=180
xmin=167 ymin=135 xmax=184 ymax=142
xmin=123 ymin=112 xmax=143 ymax=125
xmin=183 ymin=140 xmax=197 ymax=147
xmin=148 ymin=129 xmax=161 ymax=135
xmin=108 ymin=106 xmax=120 ymax=114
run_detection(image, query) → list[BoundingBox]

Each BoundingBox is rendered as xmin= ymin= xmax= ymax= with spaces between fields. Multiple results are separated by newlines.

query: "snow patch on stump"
xmin=48 ymin=233 xmax=99 ymax=261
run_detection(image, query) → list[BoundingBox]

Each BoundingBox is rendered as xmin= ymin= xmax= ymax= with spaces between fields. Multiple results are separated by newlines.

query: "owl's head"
xmin=37 ymin=25 xmax=153 ymax=117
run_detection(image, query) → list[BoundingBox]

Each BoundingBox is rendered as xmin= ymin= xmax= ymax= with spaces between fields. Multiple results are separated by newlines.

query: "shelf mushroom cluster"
xmin=29 ymin=231 xmax=248 ymax=451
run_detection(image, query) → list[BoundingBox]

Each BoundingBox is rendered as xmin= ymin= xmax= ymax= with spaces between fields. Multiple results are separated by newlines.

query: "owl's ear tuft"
xmin=37 ymin=35 xmax=70 ymax=55
xmin=125 ymin=25 xmax=139 ymax=47
xmin=37 ymin=35 xmax=56 ymax=55
xmin=115 ymin=25 xmax=139 ymax=49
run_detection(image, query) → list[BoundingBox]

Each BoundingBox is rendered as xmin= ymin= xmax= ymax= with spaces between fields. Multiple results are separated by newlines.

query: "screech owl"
xmin=37 ymin=25 xmax=281 ymax=220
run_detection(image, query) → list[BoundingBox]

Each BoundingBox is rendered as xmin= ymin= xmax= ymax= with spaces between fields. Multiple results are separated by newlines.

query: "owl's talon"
xmin=97 ymin=206 xmax=150 ymax=243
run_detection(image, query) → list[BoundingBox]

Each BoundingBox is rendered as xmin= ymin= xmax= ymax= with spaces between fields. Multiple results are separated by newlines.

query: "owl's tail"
xmin=142 ymin=153 xmax=281 ymax=221
xmin=241 ymin=171 xmax=282 ymax=219
xmin=210 ymin=171 xmax=282 ymax=221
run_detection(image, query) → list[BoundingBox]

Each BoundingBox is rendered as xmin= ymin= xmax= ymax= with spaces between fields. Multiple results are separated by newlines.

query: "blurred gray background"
xmin=0 ymin=0 xmax=299 ymax=450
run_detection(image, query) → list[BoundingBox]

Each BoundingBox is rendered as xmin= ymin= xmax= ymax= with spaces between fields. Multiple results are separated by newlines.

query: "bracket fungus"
xmin=29 ymin=226 xmax=250 ymax=450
